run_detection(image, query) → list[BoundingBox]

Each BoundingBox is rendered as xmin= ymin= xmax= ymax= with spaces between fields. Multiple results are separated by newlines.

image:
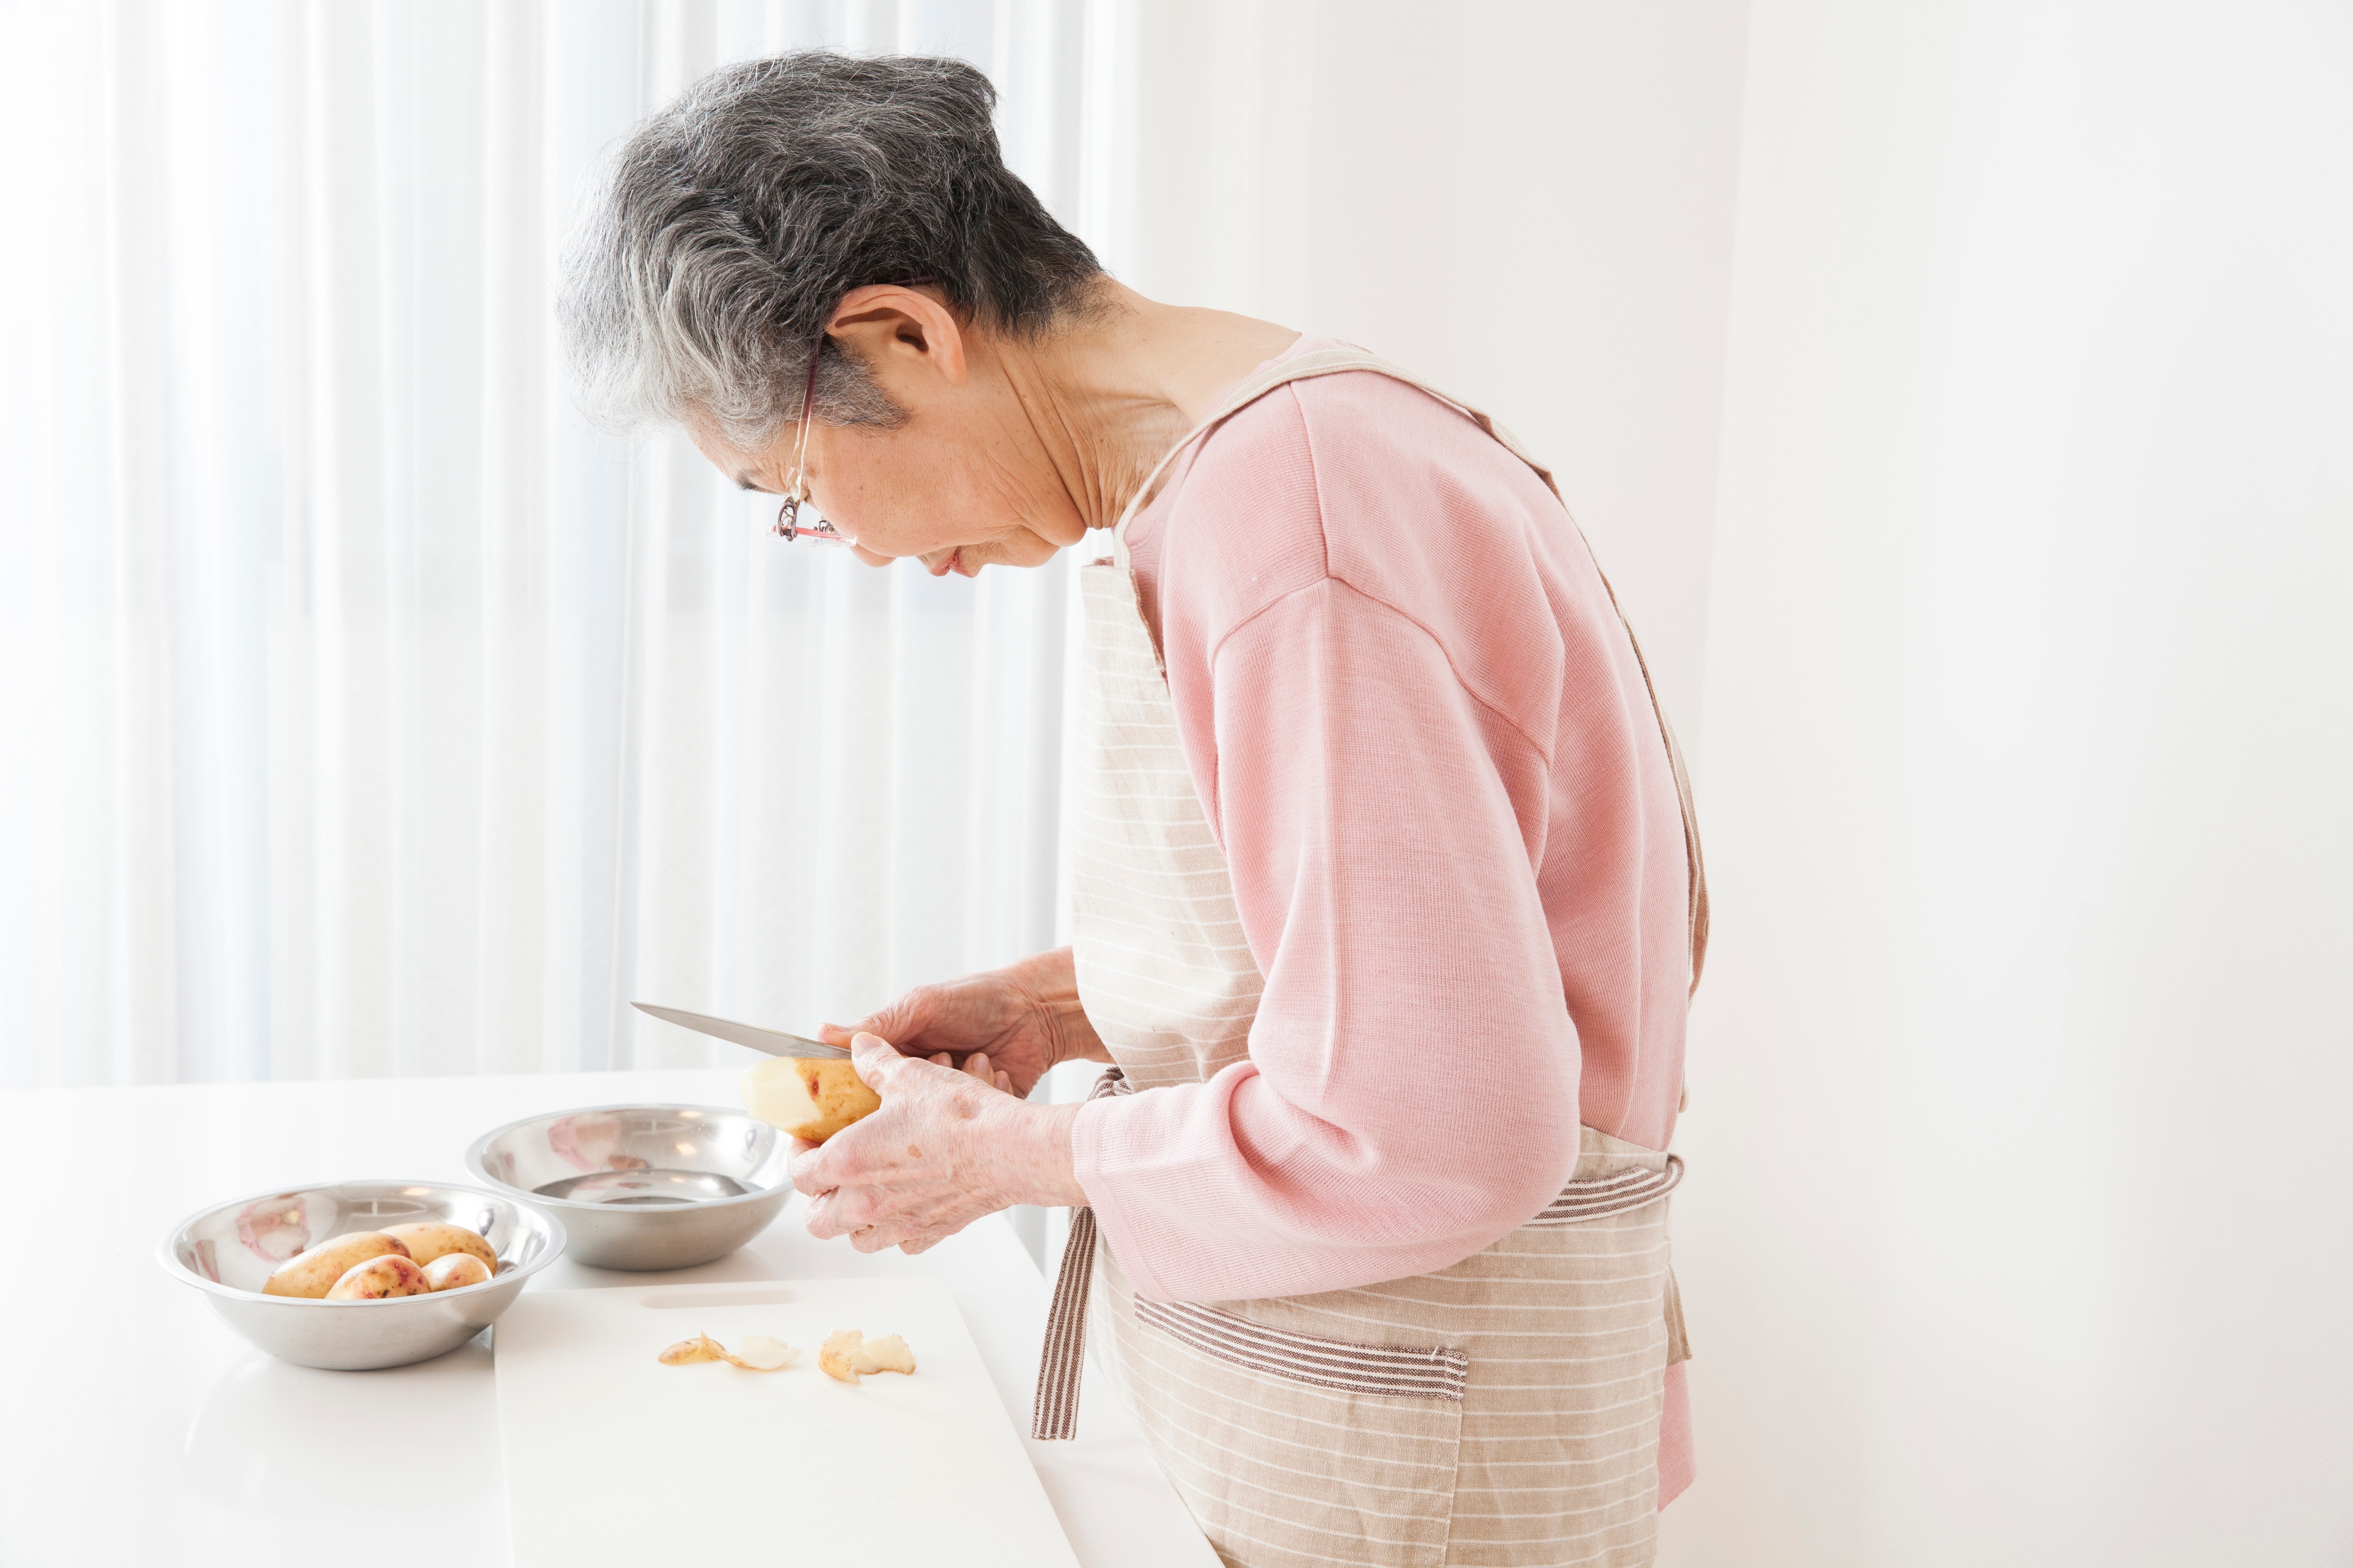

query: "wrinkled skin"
xmin=813 ymin=946 xmax=1104 ymax=1098
xmin=791 ymin=1034 xmax=1086 ymax=1256
xmin=686 ymin=278 xmax=1298 ymax=582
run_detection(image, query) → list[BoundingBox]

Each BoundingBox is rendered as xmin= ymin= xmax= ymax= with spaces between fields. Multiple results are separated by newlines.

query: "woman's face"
xmin=688 ymin=288 xmax=1091 ymax=577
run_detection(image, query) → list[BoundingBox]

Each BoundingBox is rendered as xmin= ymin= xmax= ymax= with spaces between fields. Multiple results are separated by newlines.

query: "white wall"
xmin=1118 ymin=0 xmax=1752 ymax=735
xmin=1665 ymin=2 xmax=2353 ymax=1563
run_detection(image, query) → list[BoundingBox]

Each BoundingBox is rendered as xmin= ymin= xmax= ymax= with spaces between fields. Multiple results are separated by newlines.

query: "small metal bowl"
xmin=464 ymin=1103 xmax=792 ymax=1272
xmin=158 ymin=1179 xmax=567 ymax=1372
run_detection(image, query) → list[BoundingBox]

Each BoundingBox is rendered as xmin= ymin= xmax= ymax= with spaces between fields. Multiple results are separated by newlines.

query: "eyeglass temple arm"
xmin=771 ymin=283 xmax=931 ymax=543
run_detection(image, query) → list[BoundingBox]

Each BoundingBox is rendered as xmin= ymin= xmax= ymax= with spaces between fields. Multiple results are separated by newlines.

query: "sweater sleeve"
xmin=1067 ymin=568 xmax=1585 ymax=1303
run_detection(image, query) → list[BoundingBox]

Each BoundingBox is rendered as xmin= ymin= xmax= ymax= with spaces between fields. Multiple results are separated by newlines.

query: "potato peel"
xmin=658 ymin=1331 xmax=799 ymax=1371
xmin=851 ymin=1333 xmax=916 ymax=1376
xmin=819 ymin=1329 xmax=864 ymax=1382
xmin=821 ymin=1329 xmax=916 ymax=1381
xmin=728 ymin=1335 xmax=799 ymax=1371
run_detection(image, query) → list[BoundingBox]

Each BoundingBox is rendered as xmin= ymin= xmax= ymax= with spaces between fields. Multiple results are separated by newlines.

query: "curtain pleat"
xmin=0 ymin=0 xmax=1112 ymax=1086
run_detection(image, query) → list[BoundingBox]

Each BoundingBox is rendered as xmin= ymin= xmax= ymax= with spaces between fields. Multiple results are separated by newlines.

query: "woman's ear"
xmin=826 ymin=283 xmax=968 ymax=390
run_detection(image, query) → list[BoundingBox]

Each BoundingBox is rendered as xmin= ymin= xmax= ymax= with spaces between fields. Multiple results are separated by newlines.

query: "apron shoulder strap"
xmin=1110 ymin=345 xmax=1709 ymax=994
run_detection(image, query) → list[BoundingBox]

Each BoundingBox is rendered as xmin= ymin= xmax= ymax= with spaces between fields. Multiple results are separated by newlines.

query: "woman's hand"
xmin=793 ymin=1034 xmax=1088 ymax=1255
xmin=817 ymin=947 xmax=1106 ymax=1097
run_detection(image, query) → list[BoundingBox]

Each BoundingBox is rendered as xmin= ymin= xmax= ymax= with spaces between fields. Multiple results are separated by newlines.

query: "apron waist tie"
xmin=1031 ymin=1066 xmax=1687 ymax=1441
xmin=1032 ymin=1068 xmax=1131 ymax=1440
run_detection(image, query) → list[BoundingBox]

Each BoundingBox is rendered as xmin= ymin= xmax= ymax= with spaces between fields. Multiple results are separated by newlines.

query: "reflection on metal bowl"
xmin=465 ymin=1104 xmax=792 ymax=1270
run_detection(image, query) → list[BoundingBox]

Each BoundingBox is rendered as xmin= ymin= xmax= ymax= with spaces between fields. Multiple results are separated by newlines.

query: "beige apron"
xmin=1035 ymin=348 xmax=1707 ymax=1568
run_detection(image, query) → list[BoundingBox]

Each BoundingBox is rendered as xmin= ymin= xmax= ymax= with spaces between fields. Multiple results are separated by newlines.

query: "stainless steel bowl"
xmin=157 ymin=1179 xmax=567 ymax=1372
xmin=464 ymin=1103 xmax=791 ymax=1271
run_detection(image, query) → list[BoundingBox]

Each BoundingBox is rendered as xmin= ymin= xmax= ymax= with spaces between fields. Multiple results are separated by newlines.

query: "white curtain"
xmin=0 ymin=0 xmax=1127 ymax=1087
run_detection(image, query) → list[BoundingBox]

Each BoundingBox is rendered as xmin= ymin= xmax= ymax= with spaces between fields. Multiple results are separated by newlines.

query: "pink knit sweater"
xmin=1066 ymin=337 xmax=1695 ymax=1502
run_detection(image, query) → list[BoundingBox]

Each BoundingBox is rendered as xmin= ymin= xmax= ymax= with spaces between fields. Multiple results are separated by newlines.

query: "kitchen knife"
xmin=631 ymin=1002 xmax=852 ymax=1059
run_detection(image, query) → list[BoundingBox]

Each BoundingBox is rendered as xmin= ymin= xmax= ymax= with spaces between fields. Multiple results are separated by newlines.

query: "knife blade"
xmin=631 ymin=1002 xmax=852 ymax=1059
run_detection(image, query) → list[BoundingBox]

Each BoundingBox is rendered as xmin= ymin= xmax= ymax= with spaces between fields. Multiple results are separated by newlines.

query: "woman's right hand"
xmin=818 ymin=946 xmax=1106 ymax=1099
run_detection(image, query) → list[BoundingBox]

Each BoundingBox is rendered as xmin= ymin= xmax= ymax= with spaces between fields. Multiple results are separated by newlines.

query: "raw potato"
xmin=820 ymin=1329 xmax=916 ymax=1382
xmin=263 ymin=1231 xmax=410 ymax=1299
xmin=325 ymin=1253 xmax=432 ymax=1299
xmin=423 ymin=1253 xmax=492 ymax=1292
xmin=381 ymin=1222 xmax=496 ymax=1273
xmin=742 ymin=1055 xmax=881 ymax=1144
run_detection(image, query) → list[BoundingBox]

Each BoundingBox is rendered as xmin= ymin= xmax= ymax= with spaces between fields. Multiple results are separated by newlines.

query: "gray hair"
xmin=559 ymin=52 xmax=1101 ymax=448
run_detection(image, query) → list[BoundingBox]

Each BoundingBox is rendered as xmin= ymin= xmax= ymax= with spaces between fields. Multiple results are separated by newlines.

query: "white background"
xmin=4 ymin=1 xmax=2350 ymax=1562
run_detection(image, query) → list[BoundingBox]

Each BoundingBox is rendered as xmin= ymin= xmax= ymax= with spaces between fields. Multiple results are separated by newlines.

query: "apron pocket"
xmin=1101 ymin=1257 xmax=1465 ymax=1568
xmin=1134 ymin=1299 xmax=1469 ymax=1400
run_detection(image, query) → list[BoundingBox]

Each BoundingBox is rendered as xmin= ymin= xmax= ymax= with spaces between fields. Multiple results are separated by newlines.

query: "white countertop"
xmin=0 ymin=1069 xmax=1216 ymax=1568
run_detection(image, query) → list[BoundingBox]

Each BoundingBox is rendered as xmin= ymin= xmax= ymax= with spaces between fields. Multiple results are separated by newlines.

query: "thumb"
xmin=849 ymin=1031 xmax=908 ymax=1094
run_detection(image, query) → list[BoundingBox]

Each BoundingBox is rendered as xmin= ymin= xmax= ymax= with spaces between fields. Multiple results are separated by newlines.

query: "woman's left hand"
xmin=792 ymin=1033 xmax=1088 ymax=1255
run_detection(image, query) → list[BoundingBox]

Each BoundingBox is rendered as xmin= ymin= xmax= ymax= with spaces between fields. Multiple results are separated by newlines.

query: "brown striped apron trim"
xmin=1032 ymin=1068 xmax=1132 ymax=1440
xmin=1134 ymin=1299 xmax=1471 ymax=1400
xmin=1524 ymin=1156 xmax=1683 ymax=1225
xmin=1032 ymin=1067 xmax=1686 ymax=1437
xmin=1030 ymin=1206 xmax=1099 ymax=1440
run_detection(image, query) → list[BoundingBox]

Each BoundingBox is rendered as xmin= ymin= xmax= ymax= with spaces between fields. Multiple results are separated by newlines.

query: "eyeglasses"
xmin=771 ymin=277 xmax=935 ymax=546
xmin=771 ymin=340 xmax=851 ymax=545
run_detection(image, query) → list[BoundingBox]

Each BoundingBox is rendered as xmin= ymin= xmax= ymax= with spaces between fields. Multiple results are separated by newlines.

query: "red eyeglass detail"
xmin=772 ymin=345 xmax=845 ymax=542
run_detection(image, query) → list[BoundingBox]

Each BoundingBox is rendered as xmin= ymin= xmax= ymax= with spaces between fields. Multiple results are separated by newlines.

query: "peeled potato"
xmin=381 ymin=1222 xmax=496 ymax=1273
xmin=422 ymin=1253 xmax=493 ymax=1292
xmin=325 ymin=1253 xmax=432 ymax=1299
xmin=264 ymin=1231 xmax=409 ymax=1299
xmin=742 ymin=1055 xmax=881 ymax=1144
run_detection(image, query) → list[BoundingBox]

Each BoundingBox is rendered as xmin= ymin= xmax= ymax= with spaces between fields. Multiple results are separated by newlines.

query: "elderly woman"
xmin=564 ymin=52 xmax=1707 ymax=1568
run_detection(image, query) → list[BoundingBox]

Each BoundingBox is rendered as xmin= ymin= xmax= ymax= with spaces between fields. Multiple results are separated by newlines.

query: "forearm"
xmin=1002 ymin=946 xmax=1112 ymax=1066
xmin=990 ymin=1096 xmax=1090 ymax=1210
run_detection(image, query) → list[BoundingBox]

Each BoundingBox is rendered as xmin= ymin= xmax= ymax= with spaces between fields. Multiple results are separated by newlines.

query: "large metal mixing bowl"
xmin=464 ymin=1103 xmax=792 ymax=1271
xmin=158 ymin=1179 xmax=567 ymax=1371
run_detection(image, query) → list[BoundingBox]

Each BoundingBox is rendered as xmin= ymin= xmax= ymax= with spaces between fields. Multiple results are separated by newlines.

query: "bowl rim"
xmin=462 ymin=1102 xmax=793 ymax=1215
xmin=154 ymin=1177 xmax=570 ymax=1306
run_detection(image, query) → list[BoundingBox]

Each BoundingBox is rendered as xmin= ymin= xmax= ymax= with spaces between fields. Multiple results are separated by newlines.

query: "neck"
xmin=996 ymin=280 xmax=1301 ymax=533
